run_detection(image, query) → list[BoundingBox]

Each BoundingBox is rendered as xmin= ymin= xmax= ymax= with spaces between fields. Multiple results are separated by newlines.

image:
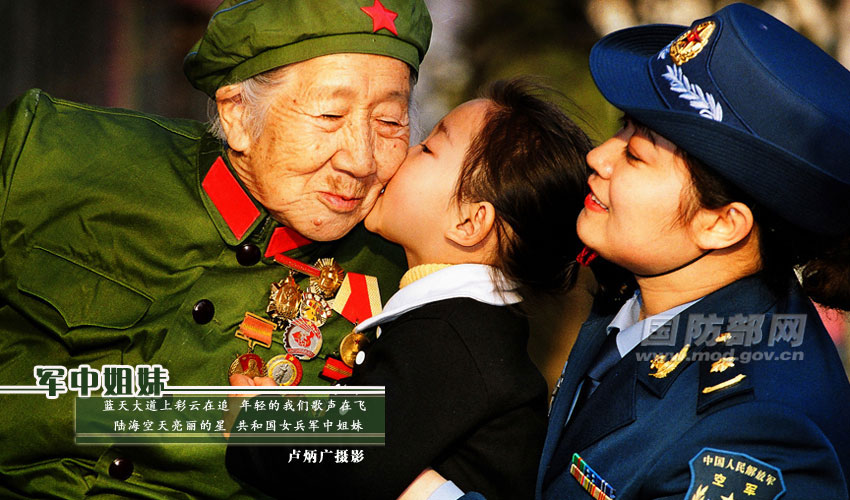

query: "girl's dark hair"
xmin=680 ymin=149 xmax=850 ymax=311
xmin=454 ymin=78 xmax=592 ymax=300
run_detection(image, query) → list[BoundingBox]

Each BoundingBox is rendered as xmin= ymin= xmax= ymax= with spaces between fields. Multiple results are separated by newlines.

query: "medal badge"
xmin=266 ymin=353 xmax=303 ymax=386
xmin=234 ymin=312 xmax=276 ymax=350
xmin=339 ymin=331 xmax=371 ymax=367
xmin=300 ymin=292 xmax=333 ymax=327
xmin=223 ymin=249 xmax=382 ymax=384
xmin=228 ymin=352 xmax=267 ymax=378
xmin=267 ymin=273 xmax=302 ymax=327
xmin=311 ymin=258 xmax=346 ymax=298
xmin=283 ymin=317 xmax=324 ymax=360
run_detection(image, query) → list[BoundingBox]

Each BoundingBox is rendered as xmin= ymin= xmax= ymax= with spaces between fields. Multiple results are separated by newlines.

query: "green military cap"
xmin=184 ymin=0 xmax=432 ymax=97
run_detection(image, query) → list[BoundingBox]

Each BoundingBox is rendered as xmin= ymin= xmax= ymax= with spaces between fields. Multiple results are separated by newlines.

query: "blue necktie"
xmin=573 ymin=329 xmax=622 ymax=415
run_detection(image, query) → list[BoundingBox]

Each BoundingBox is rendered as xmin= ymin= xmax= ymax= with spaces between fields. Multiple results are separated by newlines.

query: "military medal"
xmin=228 ymin=353 xmax=267 ymax=378
xmin=310 ymin=258 xmax=346 ymax=298
xmin=300 ymin=292 xmax=333 ymax=326
xmin=234 ymin=312 xmax=276 ymax=350
xmin=284 ymin=318 xmax=323 ymax=360
xmin=332 ymin=272 xmax=383 ymax=324
xmin=267 ymin=353 xmax=303 ymax=386
xmin=267 ymin=273 xmax=302 ymax=326
xmin=339 ymin=331 xmax=370 ymax=367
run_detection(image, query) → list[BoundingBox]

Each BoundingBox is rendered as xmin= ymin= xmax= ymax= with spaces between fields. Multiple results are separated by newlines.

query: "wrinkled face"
xmin=365 ymin=99 xmax=491 ymax=256
xmin=576 ymin=119 xmax=699 ymax=275
xmin=239 ymin=53 xmax=412 ymax=241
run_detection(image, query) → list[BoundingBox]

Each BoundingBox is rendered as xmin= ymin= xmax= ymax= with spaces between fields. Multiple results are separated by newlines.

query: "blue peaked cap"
xmin=589 ymin=3 xmax=850 ymax=235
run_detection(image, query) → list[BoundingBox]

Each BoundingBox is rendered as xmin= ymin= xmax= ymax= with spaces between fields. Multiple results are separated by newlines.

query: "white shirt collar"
xmin=607 ymin=289 xmax=701 ymax=356
xmin=355 ymin=264 xmax=521 ymax=332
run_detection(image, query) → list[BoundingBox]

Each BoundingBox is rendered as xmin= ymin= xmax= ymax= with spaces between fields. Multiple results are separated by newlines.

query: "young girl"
xmin=226 ymin=78 xmax=592 ymax=500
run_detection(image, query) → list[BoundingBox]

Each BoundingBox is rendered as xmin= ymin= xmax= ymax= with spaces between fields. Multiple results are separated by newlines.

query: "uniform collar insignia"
xmin=197 ymin=136 xmax=267 ymax=245
xmin=202 ymin=156 xmax=262 ymax=241
xmin=265 ymin=226 xmax=313 ymax=258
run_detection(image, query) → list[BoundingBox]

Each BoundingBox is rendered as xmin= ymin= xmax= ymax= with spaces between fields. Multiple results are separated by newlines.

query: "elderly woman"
xmin=0 ymin=0 xmax=429 ymax=497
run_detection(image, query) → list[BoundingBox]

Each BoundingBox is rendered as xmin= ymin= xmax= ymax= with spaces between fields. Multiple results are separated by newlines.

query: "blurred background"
xmin=1 ymin=0 xmax=848 ymax=378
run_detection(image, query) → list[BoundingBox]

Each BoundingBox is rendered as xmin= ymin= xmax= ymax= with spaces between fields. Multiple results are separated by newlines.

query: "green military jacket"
xmin=0 ymin=89 xmax=406 ymax=498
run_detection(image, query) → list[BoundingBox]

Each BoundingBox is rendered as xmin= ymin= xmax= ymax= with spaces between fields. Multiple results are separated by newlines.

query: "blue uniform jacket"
xmin=537 ymin=273 xmax=850 ymax=499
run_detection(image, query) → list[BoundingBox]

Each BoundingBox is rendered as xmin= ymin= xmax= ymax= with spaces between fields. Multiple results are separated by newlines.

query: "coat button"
xmin=236 ymin=243 xmax=261 ymax=266
xmin=192 ymin=299 xmax=214 ymax=324
xmin=108 ymin=457 xmax=134 ymax=480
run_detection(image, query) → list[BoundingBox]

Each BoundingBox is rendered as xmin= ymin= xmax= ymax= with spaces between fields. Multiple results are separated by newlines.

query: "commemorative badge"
xmin=300 ymin=292 xmax=333 ymax=327
xmin=339 ymin=331 xmax=371 ymax=367
xmin=228 ymin=353 xmax=267 ymax=378
xmin=311 ymin=258 xmax=346 ymax=299
xmin=670 ymin=21 xmax=716 ymax=65
xmin=220 ymin=249 xmax=382 ymax=386
xmin=569 ymin=453 xmax=616 ymax=500
xmin=267 ymin=273 xmax=302 ymax=326
xmin=686 ymin=448 xmax=785 ymax=500
xmin=266 ymin=353 xmax=303 ymax=386
xmin=284 ymin=318 xmax=323 ymax=360
xmin=234 ymin=312 xmax=276 ymax=350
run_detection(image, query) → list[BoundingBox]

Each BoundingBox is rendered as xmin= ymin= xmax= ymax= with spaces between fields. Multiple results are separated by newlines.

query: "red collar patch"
xmin=361 ymin=0 xmax=399 ymax=36
xmin=265 ymin=226 xmax=313 ymax=257
xmin=202 ymin=157 xmax=261 ymax=240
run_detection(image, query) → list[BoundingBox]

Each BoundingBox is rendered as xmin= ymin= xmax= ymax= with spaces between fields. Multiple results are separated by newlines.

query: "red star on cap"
xmin=360 ymin=0 xmax=398 ymax=36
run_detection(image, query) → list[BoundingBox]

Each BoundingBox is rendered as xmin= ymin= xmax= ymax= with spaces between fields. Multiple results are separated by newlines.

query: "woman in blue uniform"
xmin=416 ymin=3 xmax=850 ymax=500
xmin=537 ymin=3 xmax=850 ymax=500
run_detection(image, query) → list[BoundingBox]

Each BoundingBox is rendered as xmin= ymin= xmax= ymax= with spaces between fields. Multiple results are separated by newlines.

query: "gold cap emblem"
xmin=670 ymin=21 xmax=716 ymax=65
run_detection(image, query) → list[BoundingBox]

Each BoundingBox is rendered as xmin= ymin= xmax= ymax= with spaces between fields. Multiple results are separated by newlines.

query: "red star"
xmin=686 ymin=29 xmax=702 ymax=43
xmin=360 ymin=0 xmax=398 ymax=36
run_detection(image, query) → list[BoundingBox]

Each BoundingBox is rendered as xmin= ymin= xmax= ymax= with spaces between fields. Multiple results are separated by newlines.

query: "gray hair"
xmin=207 ymin=66 xmax=418 ymax=145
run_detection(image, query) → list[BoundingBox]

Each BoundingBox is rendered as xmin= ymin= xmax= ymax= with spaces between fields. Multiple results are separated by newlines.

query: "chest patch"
xmin=686 ymin=448 xmax=785 ymax=500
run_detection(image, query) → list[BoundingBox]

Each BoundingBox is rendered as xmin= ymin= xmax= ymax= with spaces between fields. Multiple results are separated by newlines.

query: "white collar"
xmin=355 ymin=264 xmax=521 ymax=332
xmin=607 ymin=289 xmax=701 ymax=356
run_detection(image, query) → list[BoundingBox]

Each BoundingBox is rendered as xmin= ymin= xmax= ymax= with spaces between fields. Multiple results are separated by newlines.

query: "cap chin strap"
xmin=633 ymin=249 xmax=714 ymax=278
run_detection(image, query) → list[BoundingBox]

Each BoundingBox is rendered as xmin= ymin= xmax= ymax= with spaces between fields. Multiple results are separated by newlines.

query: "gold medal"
xmin=310 ymin=258 xmax=346 ymax=298
xmin=267 ymin=354 xmax=303 ymax=386
xmin=228 ymin=353 xmax=267 ymax=378
xmin=339 ymin=331 xmax=371 ymax=367
xmin=267 ymin=273 xmax=302 ymax=326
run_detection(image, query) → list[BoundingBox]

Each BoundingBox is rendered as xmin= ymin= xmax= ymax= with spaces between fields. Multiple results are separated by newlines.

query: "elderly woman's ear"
xmin=215 ymin=83 xmax=252 ymax=153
